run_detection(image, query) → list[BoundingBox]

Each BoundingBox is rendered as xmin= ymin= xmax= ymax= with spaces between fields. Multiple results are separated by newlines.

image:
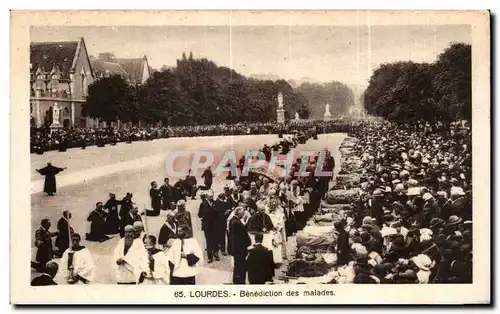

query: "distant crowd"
xmin=30 ymin=119 xmax=359 ymax=154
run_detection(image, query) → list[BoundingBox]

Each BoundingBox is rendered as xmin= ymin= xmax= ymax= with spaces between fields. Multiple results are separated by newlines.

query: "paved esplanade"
xmin=31 ymin=133 xmax=346 ymax=284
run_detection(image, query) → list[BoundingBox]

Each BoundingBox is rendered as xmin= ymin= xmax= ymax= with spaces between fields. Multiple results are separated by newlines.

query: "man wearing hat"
xmin=410 ymin=254 xmax=436 ymax=284
xmin=175 ymin=200 xmax=192 ymax=230
xmin=443 ymin=215 xmax=463 ymax=236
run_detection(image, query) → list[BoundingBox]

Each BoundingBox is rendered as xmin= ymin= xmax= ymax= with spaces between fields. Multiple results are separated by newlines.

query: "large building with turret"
xmin=30 ymin=37 xmax=95 ymax=128
xmin=30 ymin=38 xmax=152 ymax=128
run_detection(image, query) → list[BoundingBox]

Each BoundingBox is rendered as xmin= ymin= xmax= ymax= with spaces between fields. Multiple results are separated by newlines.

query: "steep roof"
xmin=90 ymin=59 xmax=128 ymax=78
xmin=30 ymin=41 xmax=79 ymax=79
xmin=117 ymin=57 xmax=149 ymax=84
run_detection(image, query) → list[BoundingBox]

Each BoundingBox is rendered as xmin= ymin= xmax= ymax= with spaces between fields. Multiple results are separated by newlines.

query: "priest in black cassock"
xmin=86 ymin=202 xmax=110 ymax=242
xmin=147 ymin=181 xmax=161 ymax=217
xmin=119 ymin=193 xmax=134 ymax=237
xmin=247 ymin=205 xmax=274 ymax=234
xmin=104 ymin=193 xmax=120 ymax=235
xmin=55 ymin=210 xmax=73 ymax=256
xmin=36 ymin=163 xmax=66 ymax=196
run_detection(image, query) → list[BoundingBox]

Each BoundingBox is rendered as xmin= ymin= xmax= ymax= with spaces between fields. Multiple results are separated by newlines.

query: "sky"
xmin=31 ymin=25 xmax=471 ymax=87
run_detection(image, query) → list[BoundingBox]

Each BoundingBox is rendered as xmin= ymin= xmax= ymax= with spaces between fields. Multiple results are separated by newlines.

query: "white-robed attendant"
xmin=166 ymin=225 xmax=204 ymax=285
xmin=59 ymin=233 xmax=95 ymax=284
xmin=113 ymin=225 xmax=148 ymax=284
xmin=137 ymin=235 xmax=171 ymax=285
xmin=267 ymin=199 xmax=287 ymax=264
xmin=288 ymin=181 xmax=304 ymax=213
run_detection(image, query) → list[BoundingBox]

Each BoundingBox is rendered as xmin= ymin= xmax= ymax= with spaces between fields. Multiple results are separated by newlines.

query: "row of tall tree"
xmin=295 ymin=81 xmax=355 ymax=118
xmin=363 ymin=42 xmax=471 ymax=128
xmin=83 ymin=53 xmax=313 ymax=126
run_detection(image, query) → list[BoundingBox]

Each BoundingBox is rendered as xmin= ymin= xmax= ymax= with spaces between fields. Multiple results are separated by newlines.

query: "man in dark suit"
xmin=246 ymin=233 xmax=275 ymax=284
xmin=198 ymin=193 xmax=218 ymax=263
xmin=201 ymin=166 xmax=214 ymax=190
xmin=214 ymin=193 xmax=230 ymax=256
xmin=55 ymin=211 xmax=73 ymax=256
xmin=31 ymin=261 xmax=58 ymax=286
xmin=148 ymin=181 xmax=161 ymax=216
xmin=160 ymin=178 xmax=173 ymax=210
xmin=185 ymin=170 xmax=199 ymax=200
xmin=229 ymin=207 xmax=251 ymax=284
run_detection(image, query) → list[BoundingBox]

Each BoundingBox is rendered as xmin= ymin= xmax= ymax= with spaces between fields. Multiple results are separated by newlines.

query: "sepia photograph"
xmin=10 ymin=10 xmax=490 ymax=304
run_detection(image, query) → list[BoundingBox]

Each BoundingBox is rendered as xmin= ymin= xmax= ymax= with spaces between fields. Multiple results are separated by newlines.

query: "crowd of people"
xmin=31 ymin=131 xmax=338 ymax=285
xmin=31 ymin=118 xmax=473 ymax=286
xmin=282 ymin=120 xmax=473 ymax=284
xmin=30 ymin=119 xmax=358 ymax=154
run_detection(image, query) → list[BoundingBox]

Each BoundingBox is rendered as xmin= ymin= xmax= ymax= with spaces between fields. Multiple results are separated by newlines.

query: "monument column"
xmin=323 ymin=103 xmax=332 ymax=121
xmin=276 ymin=92 xmax=285 ymax=124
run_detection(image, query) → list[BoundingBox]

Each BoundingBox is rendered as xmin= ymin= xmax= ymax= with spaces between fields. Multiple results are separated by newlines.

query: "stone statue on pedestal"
xmin=52 ymin=104 xmax=61 ymax=125
xmin=324 ymin=103 xmax=332 ymax=121
xmin=276 ymin=92 xmax=285 ymax=124
xmin=295 ymin=112 xmax=300 ymax=120
xmin=323 ymin=104 xmax=332 ymax=121
xmin=49 ymin=103 xmax=63 ymax=133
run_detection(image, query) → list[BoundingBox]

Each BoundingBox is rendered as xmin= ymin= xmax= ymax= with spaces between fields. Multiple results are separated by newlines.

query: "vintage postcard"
xmin=10 ymin=10 xmax=490 ymax=304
